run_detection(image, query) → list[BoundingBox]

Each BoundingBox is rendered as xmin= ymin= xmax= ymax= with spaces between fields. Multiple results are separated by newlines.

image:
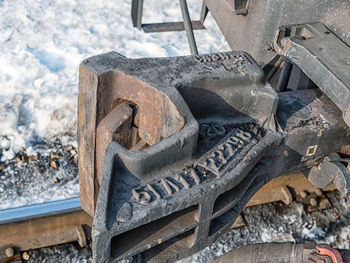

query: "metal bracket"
xmin=131 ymin=0 xmax=208 ymax=55
xmin=307 ymin=153 xmax=350 ymax=197
xmin=274 ymin=22 xmax=350 ymax=127
xmin=220 ymin=0 xmax=250 ymax=15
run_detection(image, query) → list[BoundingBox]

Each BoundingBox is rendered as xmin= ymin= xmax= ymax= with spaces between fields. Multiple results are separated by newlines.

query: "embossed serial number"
xmin=131 ymin=128 xmax=257 ymax=205
xmin=194 ymin=52 xmax=251 ymax=75
xmin=197 ymin=129 xmax=254 ymax=175
xmin=194 ymin=52 xmax=250 ymax=64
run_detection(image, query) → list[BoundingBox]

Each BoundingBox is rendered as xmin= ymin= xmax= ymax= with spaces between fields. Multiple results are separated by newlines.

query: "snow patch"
xmin=31 ymin=94 xmax=77 ymax=138
xmin=0 ymin=0 xmax=230 ymax=163
xmin=301 ymin=226 xmax=326 ymax=240
xmin=28 ymin=48 xmax=66 ymax=73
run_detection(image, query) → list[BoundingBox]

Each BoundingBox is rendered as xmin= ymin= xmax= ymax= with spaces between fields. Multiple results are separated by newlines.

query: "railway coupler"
xmin=77 ymin=47 xmax=350 ymax=262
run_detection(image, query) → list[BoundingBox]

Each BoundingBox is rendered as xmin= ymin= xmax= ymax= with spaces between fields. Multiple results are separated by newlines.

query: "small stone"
xmin=16 ymin=156 xmax=21 ymax=162
xmin=299 ymin=190 xmax=307 ymax=199
xmin=315 ymin=188 xmax=323 ymax=197
xmin=54 ymin=177 xmax=60 ymax=183
xmin=28 ymin=155 xmax=39 ymax=162
xmin=5 ymin=247 xmax=14 ymax=257
xmin=50 ymin=153 xmax=62 ymax=160
xmin=310 ymin=198 xmax=318 ymax=207
xmin=64 ymin=145 xmax=73 ymax=152
xmin=333 ymin=212 xmax=341 ymax=219
xmin=0 ymin=164 xmax=4 ymax=170
xmin=22 ymin=251 xmax=30 ymax=260
xmin=21 ymin=152 xmax=28 ymax=162
xmin=50 ymin=160 xmax=59 ymax=169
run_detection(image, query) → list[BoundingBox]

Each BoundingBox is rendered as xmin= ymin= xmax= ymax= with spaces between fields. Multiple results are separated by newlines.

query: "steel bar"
xmin=179 ymin=0 xmax=199 ymax=55
xmin=142 ymin=21 xmax=205 ymax=33
xmin=0 ymin=198 xmax=92 ymax=252
xmin=0 ymin=197 xmax=81 ymax=225
xmin=131 ymin=0 xmax=205 ymax=34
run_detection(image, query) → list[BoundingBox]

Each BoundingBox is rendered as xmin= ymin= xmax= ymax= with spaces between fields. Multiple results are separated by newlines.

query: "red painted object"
xmin=316 ymin=244 xmax=344 ymax=263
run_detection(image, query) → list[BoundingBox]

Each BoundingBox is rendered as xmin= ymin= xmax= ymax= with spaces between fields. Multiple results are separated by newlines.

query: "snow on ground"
xmin=0 ymin=0 xmax=229 ymax=207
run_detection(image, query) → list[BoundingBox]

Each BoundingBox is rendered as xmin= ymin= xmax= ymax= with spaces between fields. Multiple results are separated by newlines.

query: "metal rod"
xmin=131 ymin=0 xmax=143 ymax=29
xmin=277 ymin=61 xmax=293 ymax=92
xmin=0 ymin=198 xmax=92 ymax=251
xmin=179 ymin=0 xmax=199 ymax=55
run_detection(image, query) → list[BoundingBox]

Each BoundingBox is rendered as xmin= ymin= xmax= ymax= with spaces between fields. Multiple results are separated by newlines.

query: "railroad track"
xmin=0 ymin=172 xmax=334 ymax=262
xmin=0 ymin=197 xmax=92 ymax=260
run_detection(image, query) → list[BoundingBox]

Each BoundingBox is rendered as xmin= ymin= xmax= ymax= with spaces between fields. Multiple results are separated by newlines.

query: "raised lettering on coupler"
xmin=198 ymin=129 xmax=253 ymax=175
xmin=131 ymin=128 xmax=255 ymax=205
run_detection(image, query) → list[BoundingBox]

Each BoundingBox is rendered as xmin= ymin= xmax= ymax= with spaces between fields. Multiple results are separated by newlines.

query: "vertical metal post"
xmin=131 ymin=0 xmax=143 ymax=30
xmin=179 ymin=0 xmax=199 ymax=55
xmin=200 ymin=1 xmax=209 ymax=24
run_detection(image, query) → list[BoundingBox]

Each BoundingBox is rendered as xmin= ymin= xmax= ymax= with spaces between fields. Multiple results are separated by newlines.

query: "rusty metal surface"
xmin=78 ymin=51 xmax=277 ymax=216
xmin=246 ymin=172 xmax=334 ymax=207
xmin=96 ymin=102 xmax=133 ymax=184
xmin=78 ymin=63 xmax=101 ymax=216
xmin=79 ymin=51 xmax=350 ymax=262
xmin=79 ymin=1 xmax=350 ymax=261
xmin=89 ymin=51 xmax=280 ymax=262
xmin=0 ymin=210 xmax=91 ymax=251
xmin=0 ymin=198 xmax=92 ymax=261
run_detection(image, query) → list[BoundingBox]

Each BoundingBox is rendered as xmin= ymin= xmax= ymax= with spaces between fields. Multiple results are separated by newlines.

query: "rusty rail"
xmin=0 ymin=198 xmax=92 ymax=257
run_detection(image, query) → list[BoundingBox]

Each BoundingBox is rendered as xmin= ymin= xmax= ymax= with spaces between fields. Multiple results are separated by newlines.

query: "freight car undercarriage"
xmin=76 ymin=16 xmax=350 ymax=262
